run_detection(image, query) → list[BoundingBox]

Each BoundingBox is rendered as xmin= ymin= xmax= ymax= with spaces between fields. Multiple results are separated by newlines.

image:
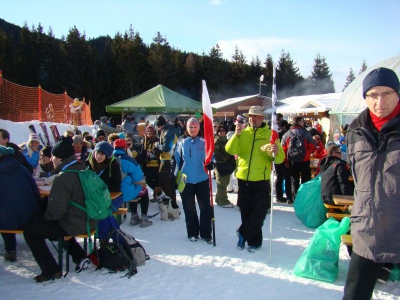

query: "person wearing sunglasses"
xmin=320 ymin=145 xmax=352 ymax=205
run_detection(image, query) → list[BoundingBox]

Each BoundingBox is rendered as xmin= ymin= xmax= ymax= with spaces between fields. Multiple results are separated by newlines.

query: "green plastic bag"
xmin=294 ymin=217 xmax=350 ymax=282
xmin=294 ymin=174 xmax=327 ymax=228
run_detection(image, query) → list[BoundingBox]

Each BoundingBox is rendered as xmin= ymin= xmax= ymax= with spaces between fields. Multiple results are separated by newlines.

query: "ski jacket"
xmin=281 ymin=125 xmax=316 ymax=162
xmin=347 ymin=108 xmax=400 ymax=263
xmin=0 ymin=156 xmax=40 ymax=230
xmin=157 ymin=123 xmax=180 ymax=161
xmin=113 ymin=149 xmax=143 ymax=202
xmin=20 ymin=142 xmax=42 ymax=169
xmin=173 ymin=135 xmax=208 ymax=184
xmin=46 ymin=155 xmax=98 ymax=236
xmin=319 ymin=156 xmax=352 ymax=204
xmin=225 ymin=121 xmax=285 ymax=182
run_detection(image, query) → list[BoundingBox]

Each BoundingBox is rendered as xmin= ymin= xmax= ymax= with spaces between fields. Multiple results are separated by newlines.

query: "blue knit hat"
xmin=94 ymin=141 xmax=113 ymax=158
xmin=363 ymin=67 xmax=400 ymax=99
xmin=0 ymin=145 xmax=14 ymax=156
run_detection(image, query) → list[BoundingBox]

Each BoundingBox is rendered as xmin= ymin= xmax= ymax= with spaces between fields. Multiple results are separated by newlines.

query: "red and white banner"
xmin=202 ymin=80 xmax=214 ymax=165
xmin=270 ymin=65 xmax=278 ymax=144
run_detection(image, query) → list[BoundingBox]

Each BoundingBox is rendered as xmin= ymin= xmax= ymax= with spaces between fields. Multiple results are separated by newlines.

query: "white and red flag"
xmin=270 ymin=65 xmax=279 ymax=144
xmin=202 ymin=80 xmax=214 ymax=165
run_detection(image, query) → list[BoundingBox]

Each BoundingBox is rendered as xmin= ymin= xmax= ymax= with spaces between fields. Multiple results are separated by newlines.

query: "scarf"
xmin=369 ymin=102 xmax=400 ymax=131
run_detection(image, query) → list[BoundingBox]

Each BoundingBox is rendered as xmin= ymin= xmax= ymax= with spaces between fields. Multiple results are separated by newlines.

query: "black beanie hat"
xmin=51 ymin=136 xmax=74 ymax=159
xmin=363 ymin=67 xmax=400 ymax=99
xmin=96 ymin=130 xmax=106 ymax=139
xmin=155 ymin=115 xmax=167 ymax=126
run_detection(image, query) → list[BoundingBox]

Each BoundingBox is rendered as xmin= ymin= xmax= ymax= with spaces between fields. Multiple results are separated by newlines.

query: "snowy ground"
xmin=0 ymin=120 xmax=399 ymax=299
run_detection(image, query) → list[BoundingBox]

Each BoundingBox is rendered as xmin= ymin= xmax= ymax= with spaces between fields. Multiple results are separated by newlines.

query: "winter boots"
xmin=140 ymin=214 xmax=153 ymax=228
xmin=130 ymin=212 xmax=153 ymax=227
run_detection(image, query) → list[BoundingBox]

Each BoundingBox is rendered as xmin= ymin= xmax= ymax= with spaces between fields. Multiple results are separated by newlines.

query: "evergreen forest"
xmin=0 ymin=18 xmax=337 ymax=119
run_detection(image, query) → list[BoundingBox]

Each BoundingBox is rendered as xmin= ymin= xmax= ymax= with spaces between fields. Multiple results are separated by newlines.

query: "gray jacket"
xmin=347 ymin=108 xmax=400 ymax=263
xmin=45 ymin=155 xmax=98 ymax=235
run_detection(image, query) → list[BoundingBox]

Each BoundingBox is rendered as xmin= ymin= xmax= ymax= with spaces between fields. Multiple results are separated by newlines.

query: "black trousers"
xmin=1 ymin=233 xmax=16 ymax=251
xmin=180 ymin=179 xmax=212 ymax=239
xmin=143 ymin=165 xmax=159 ymax=191
xmin=343 ymin=252 xmax=383 ymax=300
xmin=23 ymin=216 xmax=85 ymax=276
xmin=237 ymin=179 xmax=270 ymax=247
xmin=158 ymin=160 xmax=178 ymax=208
xmin=275 ymin=163 xmax=292 ymax=201
xmin=129 ymin=192 xmax=150 ymax=215
xmin=289 ymin=160 xmax=311 ymax=199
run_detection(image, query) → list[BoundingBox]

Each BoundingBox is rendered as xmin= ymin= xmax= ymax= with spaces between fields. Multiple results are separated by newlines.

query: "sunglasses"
xmin=97 ymin=137 xmax=105 ymax=141
xmin=126 ymin=143 xmax=132 ymax=147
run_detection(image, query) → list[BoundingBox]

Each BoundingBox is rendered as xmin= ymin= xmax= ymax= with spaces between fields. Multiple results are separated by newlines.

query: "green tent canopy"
xmin=106 ymin=85 xmax=206 ymax=114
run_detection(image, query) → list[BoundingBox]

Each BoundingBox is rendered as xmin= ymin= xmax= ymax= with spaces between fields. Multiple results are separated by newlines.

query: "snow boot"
xmin=130 ymin=212 xmax=141 ymax=226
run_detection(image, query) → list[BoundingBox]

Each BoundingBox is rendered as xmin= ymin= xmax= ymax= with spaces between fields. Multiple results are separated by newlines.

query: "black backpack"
xmin=287 ymin=131 xmax=306 ymax=162
xmin=96 ymin=229 xmax=149 ymax=278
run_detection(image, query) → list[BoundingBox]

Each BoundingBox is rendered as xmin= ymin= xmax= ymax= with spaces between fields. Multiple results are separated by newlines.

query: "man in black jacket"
xmin=0 ymin=129 xmax=33 ymax=173
xmin=319 ymin=145 xmax=352 ymax=204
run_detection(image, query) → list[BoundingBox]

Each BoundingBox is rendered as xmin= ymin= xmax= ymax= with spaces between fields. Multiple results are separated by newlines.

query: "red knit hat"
xmin=113 ymin=139 xmax=127 ymax=148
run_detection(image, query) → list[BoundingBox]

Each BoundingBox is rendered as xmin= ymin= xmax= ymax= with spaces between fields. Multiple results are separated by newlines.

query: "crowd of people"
xmin=0 ymin=67 xmax=399 ymax=297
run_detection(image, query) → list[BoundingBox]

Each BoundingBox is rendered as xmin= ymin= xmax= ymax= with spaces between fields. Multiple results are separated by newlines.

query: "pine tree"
xmin=277 ymin=50 xmax=304 ymax=98
xmin=359 ymin=60 xmax=367 ymax=74
xmin=147 ymin=31 xmax=172 ymax=86
xmin=207 ymin=44 xmax=229 ymax=100
xmin=342 ymin=68 xmax=356 ymax=91
xmin=229 ymin=45 xmax=249 ymax=95
xmin=308 ymin=53 xmax=335 ymax=94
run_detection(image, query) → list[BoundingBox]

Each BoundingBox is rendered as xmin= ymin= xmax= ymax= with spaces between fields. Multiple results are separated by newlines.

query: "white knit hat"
xmin=28 ymin=133 xmax=41 ymax=144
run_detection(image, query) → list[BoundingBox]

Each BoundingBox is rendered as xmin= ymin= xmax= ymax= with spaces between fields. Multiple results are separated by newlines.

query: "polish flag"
xmin=202 ymin=80 xmax=214 ymax=165
xmin=270 ymin=65 xmax=278 ymax=144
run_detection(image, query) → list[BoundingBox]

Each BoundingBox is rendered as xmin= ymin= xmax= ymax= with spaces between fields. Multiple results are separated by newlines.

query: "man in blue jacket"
xmin=0 ymin=146 xmax=40 ymax=262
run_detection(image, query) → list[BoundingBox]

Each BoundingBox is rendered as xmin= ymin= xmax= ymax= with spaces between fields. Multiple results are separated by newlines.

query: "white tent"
xmin=275 ymin=93 xmax=341 ymax=116
xmin=329 ymin=54 xmax=400 ymax=136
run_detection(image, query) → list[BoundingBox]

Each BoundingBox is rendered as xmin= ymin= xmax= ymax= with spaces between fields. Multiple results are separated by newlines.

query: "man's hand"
xmin=235 ymin=123 xmax=243 ymax=136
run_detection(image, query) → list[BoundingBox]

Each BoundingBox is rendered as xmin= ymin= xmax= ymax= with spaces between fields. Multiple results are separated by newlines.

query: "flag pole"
xmin=209 ymin=171 xmax=216 ymax=246
xmin=269 ymin=64 xmax=278 ymax=263
xmin=202 ymin=80 xmax=216 ymax=246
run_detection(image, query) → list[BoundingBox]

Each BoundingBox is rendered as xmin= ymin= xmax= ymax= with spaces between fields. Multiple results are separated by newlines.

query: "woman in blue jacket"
xmin=173 ymin=118 xmax=212 ymax=243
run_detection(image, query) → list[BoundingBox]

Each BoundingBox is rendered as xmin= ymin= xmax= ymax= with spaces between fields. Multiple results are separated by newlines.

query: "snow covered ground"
xmin=0 ymin=120 xmax=399 ymax=299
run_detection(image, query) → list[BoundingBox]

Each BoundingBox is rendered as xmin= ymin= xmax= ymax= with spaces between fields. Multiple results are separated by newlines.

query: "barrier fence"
xmin=0 ymin=70 xmax=92 ymax=125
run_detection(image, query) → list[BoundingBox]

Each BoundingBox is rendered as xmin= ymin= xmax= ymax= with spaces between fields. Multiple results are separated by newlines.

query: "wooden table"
xmin=333 ymin=195 xmax=354 ymax=205
xmin=110 ymin=191 xmax=122 ymax=200
xmin=40 ymin=188 xmax=122 ymax=200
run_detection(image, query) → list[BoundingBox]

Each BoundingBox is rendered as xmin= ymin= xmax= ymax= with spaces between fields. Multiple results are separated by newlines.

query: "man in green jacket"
xmin=226 ymin=106 xmax=284 ymax=252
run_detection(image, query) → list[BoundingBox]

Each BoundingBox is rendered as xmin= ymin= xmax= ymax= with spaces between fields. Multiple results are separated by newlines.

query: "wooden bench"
xmin=324 ymin=203 xmax=348 ymax=212
xmin=333 ymin=195 xmax=354 ymax=205
xmin=326 ymin=212 xmax=351 ymax=220
xmin=341 ymin=234 xmax=352 ymax=246
xmin=0 ymin=228 xmax=96 ymax=276
xmin=113 ymin=207 xmax=128 ymax=224
xmin=61 ymin=230 xmax=97 ymax=275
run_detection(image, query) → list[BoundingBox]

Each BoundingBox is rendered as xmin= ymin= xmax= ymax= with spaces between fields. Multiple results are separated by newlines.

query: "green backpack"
xmin=64 ymin=168 xmax=112 ymax=251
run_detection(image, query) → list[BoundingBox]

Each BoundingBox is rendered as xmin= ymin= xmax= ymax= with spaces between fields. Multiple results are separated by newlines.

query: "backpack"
xmin=287 ymin=131 xmax=306 ymax=162
xmin=96 ymin=229 xmax=149 ymax=278
xmin=114 ymin=156 xmax=127 ymax=180
xmin=64 ymin=168 xmax=113 ymax=251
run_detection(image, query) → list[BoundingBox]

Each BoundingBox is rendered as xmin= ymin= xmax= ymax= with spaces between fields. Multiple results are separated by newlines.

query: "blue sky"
xmin=2 ymin=0 xmax=400 ymax=94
